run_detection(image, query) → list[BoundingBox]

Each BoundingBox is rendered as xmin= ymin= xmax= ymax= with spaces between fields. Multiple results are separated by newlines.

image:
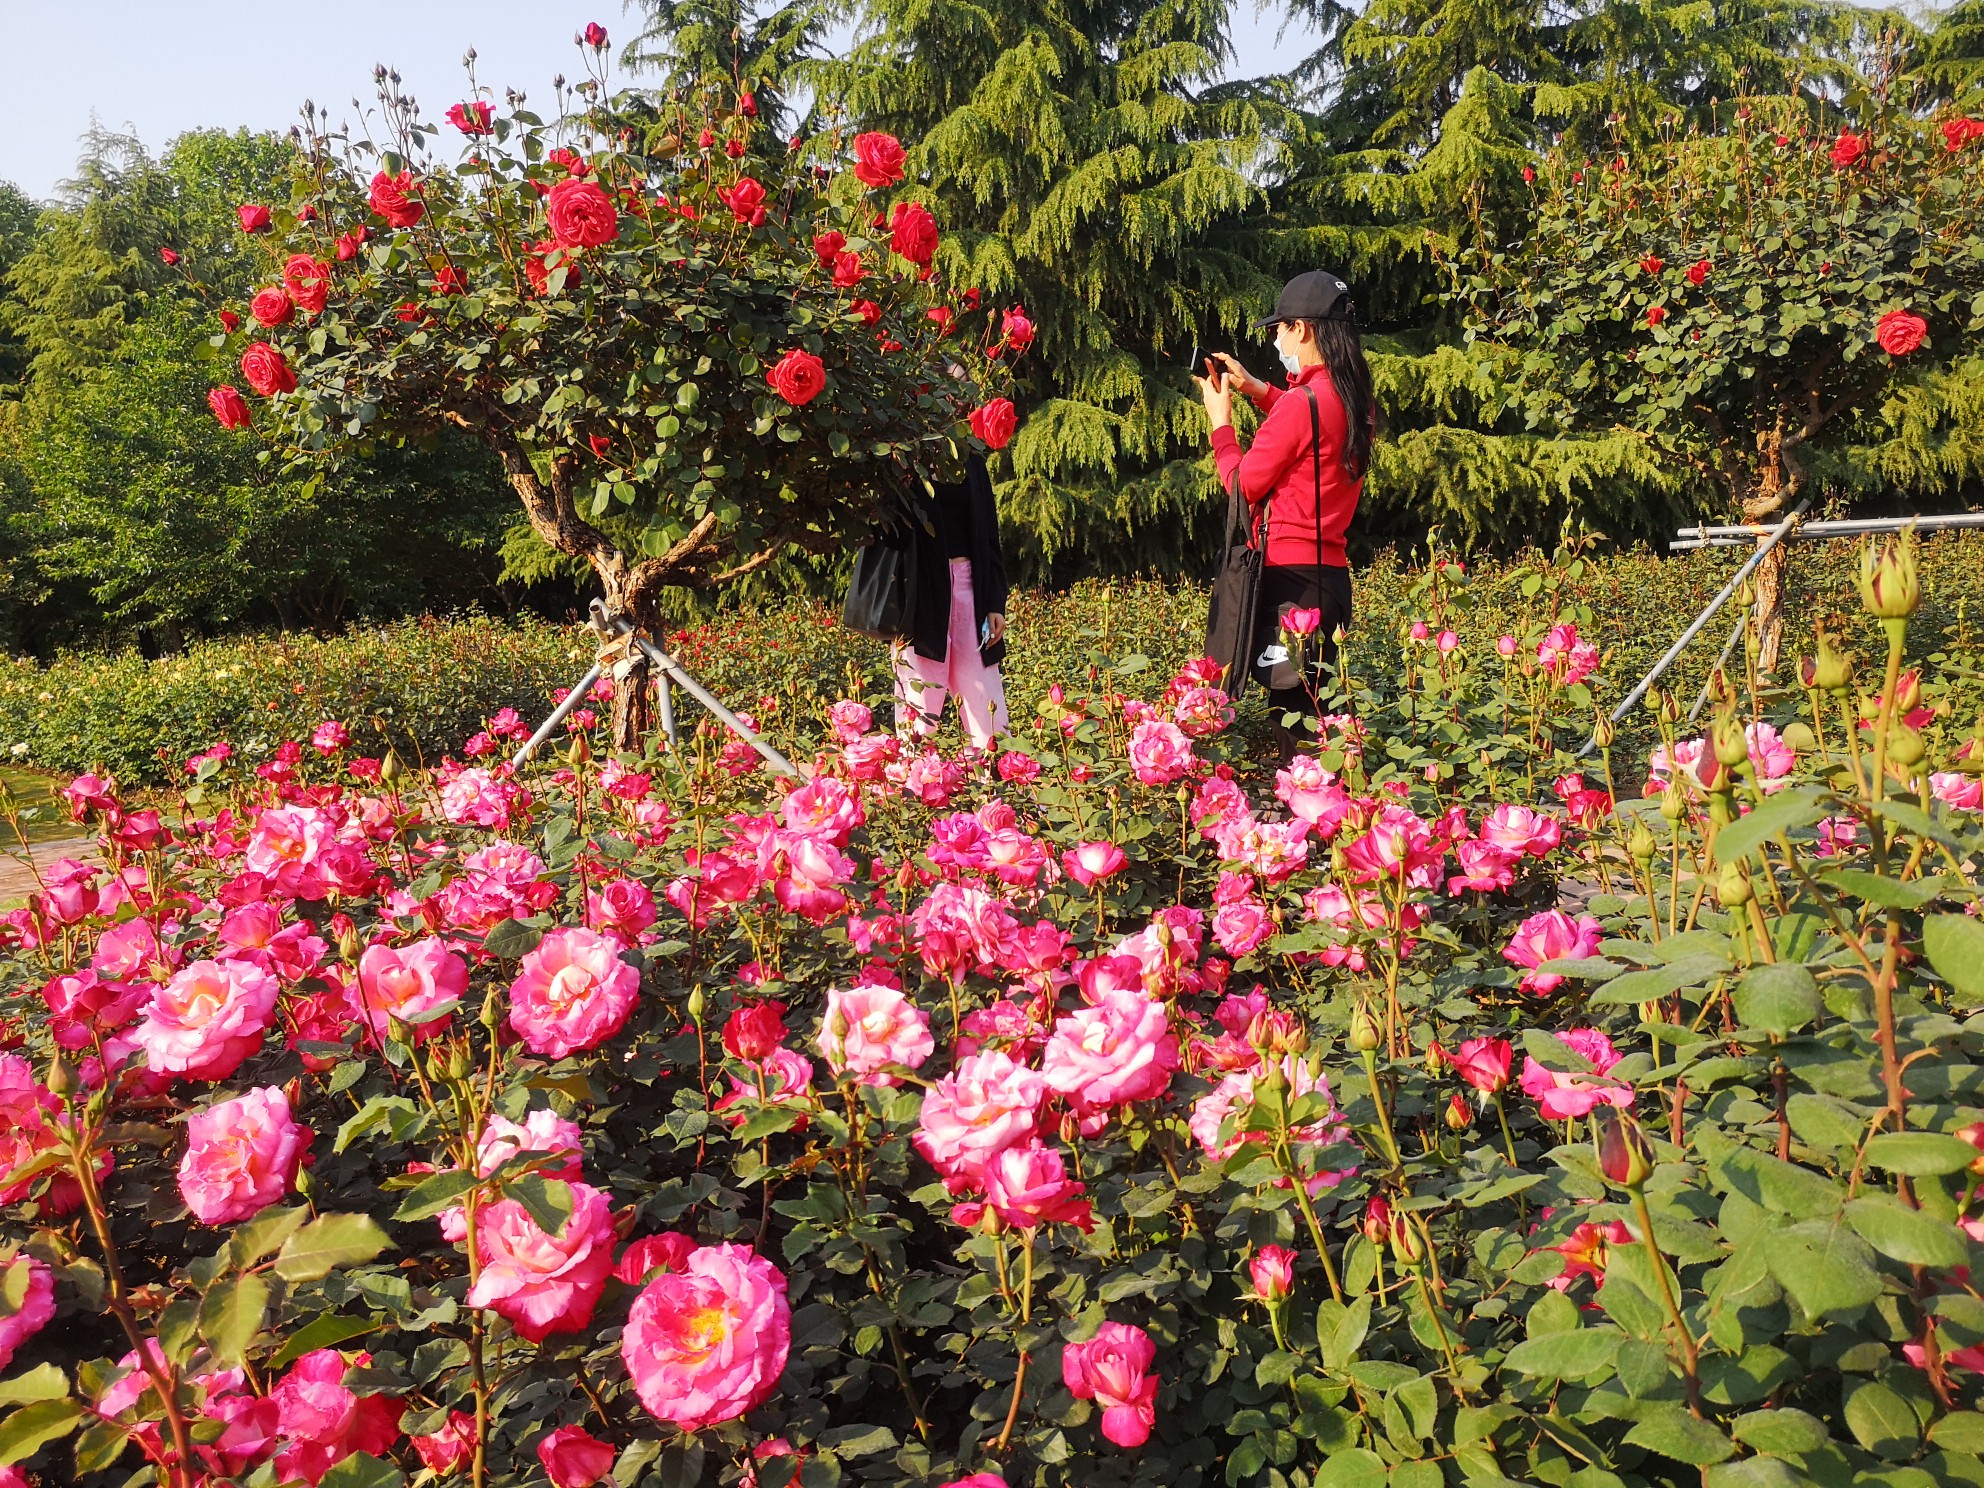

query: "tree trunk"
xmin=597 ymin=564 xmax=656 ymax=753
xmin=1744 ymin=426 xmax=1789 ymax=676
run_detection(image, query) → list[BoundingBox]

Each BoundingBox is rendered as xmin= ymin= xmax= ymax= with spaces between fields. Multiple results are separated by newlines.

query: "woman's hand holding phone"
xmin=1211 ymin=352 xmax=1269 ymax=399
xmin=1193 ymin=360 xmax=1233 ymax=431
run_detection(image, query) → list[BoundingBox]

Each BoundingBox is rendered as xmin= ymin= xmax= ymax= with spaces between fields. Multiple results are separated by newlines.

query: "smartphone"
xmin=979 ymin=617 xmax=993 ymax=647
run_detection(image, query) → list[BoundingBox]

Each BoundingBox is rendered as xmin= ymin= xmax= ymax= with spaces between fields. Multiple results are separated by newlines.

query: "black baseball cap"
xmin=1251 ymin=270 xmax=1353 ymax=330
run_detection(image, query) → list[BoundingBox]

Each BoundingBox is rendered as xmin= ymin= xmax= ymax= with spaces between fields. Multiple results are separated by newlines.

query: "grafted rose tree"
xmin=1456 ymin=89 xmax=1984 ymax=667
xmin=203 ymin=41 xmax=1023 ymax=741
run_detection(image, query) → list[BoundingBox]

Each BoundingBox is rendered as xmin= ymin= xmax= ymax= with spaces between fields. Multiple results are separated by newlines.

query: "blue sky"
xmin=0 ymin=1 xmax=1322 ymax=202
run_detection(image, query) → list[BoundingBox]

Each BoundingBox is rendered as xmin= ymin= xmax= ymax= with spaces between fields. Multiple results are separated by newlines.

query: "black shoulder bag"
xmin=1202 ymin=386 xmax=1325 ymax=700
xmin=841 ymin=488 xmax=921 ymax=643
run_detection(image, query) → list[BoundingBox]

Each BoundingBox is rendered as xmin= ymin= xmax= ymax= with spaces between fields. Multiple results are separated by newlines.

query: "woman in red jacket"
xmin=1196 ymin=270 xmax=1377 ymax=754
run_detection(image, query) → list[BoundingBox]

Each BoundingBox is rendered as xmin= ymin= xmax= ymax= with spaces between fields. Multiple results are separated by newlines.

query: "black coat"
xmin=906 ymin=453 xmax=1009 ymax=668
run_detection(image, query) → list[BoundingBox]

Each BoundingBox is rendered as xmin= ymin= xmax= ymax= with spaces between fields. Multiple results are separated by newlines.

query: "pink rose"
xmin=1190 ymin=1056 xmax=1356 ymax=1192
xmin=1478 ymin=804 xmax=1562 ymax=858
xmin=465 ymin=1181 xmax=616 ymax=1342
xmin=982 ymin=1143 xmax=1092 ymax=1231
xmin=589 ymin=877 xmax=658 ymax=943
xmin=1062 ymin=1321 xmax=1159 ymax=1448
xmin=135 ymin=959 xmax=278 ymax=1081
xmin=1451 ymin=1036 xmax=1513 ymax=1094
xmin=0 ymin=1255 xmax=54 ymax=1371
xmin=1932 ymin=773 xmax=1984 ymax=812
xmin=508 ymin=927 xmax=641 ymax=1058
xmin=780 ymin=776 xmax=864 ymax=845
xmin=411 ymin=1411 xmax=476 ymax=1474
xmin=178 ymin=1086 xmax=308 ymax=1225
xmin=914 ymin=1050 xmax=1046 ymax=1187
xmin=616 ymin=1231 xmax=697 ymax=1284
xmin=272 ymin=1349 xmax=406 ymax=1485
xmin=1503 ymin=909 xmax=1604 ymax=994
xmin=538 ymin=1425 xmax=616 ymax=1488
xmin=622 ymin=1243 xmax=791 ymax=1431
xmin=245 ymin=805 xmax=337 ymax=896
xmin=1211 ymin=899 xmax=1273 ymax=958
xmin=1127 ymin=719 xmax=1193 ymax=786
xmin=817 ymin=983 xmax=934 ymax=1086
xmin=1249 ymin=1244 xmax=1296 ymax=1302
xmin=1519 ymin=1028 xmax=1632 ymax=1120
xmin=1061 ymin=841 xmax=1127 ymax=887
xmin=941 ymin=1477 xmax=1010 ymax=1488
xmin=357 ymin=937 xmax=468 ymax=1044
xmin=1041 ymin=988 xmax=1179 ymax=1126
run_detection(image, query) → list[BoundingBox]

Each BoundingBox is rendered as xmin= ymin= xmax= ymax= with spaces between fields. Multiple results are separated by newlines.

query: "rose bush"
xmin=2 ymin=528 xmax=1984 ymax=1486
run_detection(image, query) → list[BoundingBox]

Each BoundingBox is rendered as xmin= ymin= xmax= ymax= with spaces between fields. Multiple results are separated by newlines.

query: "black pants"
xmin=1251 ymin=564 xmax=1352 ymax=757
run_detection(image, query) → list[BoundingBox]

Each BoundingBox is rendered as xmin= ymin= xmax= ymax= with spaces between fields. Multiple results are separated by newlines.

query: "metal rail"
xmin=1576 ymin=499 xmax=1809 ymax=758
xmin=510 ymin=661 xmax=603 ymax=770
xmin=1671 ymin=511 xmax=1984 ymax=550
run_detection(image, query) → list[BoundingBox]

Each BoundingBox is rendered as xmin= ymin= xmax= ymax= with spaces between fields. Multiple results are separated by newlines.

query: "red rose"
xmin=851 ymin=131 xmax=907 ymax=189
xmin=851 ymin=299 xmax=881 ymax=326
xmin=250 ymin=287 xmax=295 ymax=328
xmin=588 ymin=434 xmax=614 ymax=460
xmin=448 ymin=101 xmax=494 ymax=135
xmin=548 ymin=148 xmax=591 ymax=177
xmin=524 ymin=240 xmax=582 ymax=297
xmin=159 ymin=246 xmax=179 ymax=266
xmin=725 ymin=139 xmax=745 ymax=159
xmin=723 ymin=176 xmax=767 ymax=225
xmin=1942 ymin=117 xmax=1984 ymax=152
xmin=546 ymin=179 xmax=619 ymax=248
xmin=1002 ymin=306 xmax=1035 ymax=353
xmin=583 ymin=21 xmax=608 ymax=47
xmin=237 ymin=204 xmax=271 ymax=234
xmin=1521 ymin=165 xmax=1535 ymax=183
xmin=969 ymin=398 xmax=1017 ymax=450
xmin=739 ymin=91 xmax=758 ymax=118
xmin=1645 ymin=305 xmax=1666 ymax=327
xmin=927 ymin=305 xmax=955 ymax=334
xmin=207 ymin=386 xmax=252 ymax=430
xmin=369 ymin=171 xmax=425 ymax=228
xmin=722 ymin=1000 xmax=787 ymax=1060
xmin=1829 ymin=130 xmax=1864 ymax=168
xmin=767 ymin=348 xmax=827 ymax=406
xmin=812 ymin=229 xmax=845 ymax=265
xmin=219 ymin=310 xmax=242 ymax=333
xmin=239 ymin=342 xmax=296 ymax=397
xmin=335 ymin=227 xmax=368 ymax=262
xmin=283 ymin=255 xmax=332 ymax=315
xmin=832 ymin=251 xmax=865 ymax=289
xmin=396 ymin=302 xmax=423 ymax=323
xmin=1638 ymin=254 xmax=1663 ymax=275
xmin=1875 ymin=309 xmax=1927 ymax=357
xmin=888 ymin=200 xmax=938 ymax=267
xmin=1686 ymin=258 xmax=1710 ymax=286
xmin=434 ymin=266 xmax=465 ymax=295
xmin=296 ymin=204 xmax=318 ymax=223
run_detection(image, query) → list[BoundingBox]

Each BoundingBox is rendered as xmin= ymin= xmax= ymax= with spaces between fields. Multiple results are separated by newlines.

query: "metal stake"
xmin=510 ymin=661 xmax=603 ymax=770
xmin=1577 ymin=499 xmax=1808 ymax=758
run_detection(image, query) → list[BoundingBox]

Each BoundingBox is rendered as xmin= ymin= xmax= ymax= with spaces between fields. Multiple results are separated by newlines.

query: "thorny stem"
xmin=993 ymin=1236 xmax=1036 ymax=1453
xmin=1631 ymin=1188 xmax=1703 ymax=1416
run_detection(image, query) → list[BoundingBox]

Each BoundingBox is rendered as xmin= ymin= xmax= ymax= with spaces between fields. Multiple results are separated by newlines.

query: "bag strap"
xmin=1304 ymin=385 xmax=1324 ymax=572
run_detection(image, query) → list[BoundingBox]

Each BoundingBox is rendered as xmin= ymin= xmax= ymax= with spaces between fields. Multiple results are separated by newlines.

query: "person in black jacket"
xmin=894 ymin=451 xmax=1009 ymax=749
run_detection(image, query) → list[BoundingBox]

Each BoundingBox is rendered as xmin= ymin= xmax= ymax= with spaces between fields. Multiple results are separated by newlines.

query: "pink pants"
xmin=894 ymin=558 xmax=1008 ymax=749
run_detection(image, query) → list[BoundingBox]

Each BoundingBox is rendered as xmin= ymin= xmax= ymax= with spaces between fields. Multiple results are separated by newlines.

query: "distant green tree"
xmin=622 ymin=0 xmax=837 ymax=134
xmin=1915 ymin=0 xmax=1984 ymax=109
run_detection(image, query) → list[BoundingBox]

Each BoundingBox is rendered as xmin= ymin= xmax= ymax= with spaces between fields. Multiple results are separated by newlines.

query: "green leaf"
xmin=1316 ymin=1446 xmax=1387 ymax=1488
xmin=1731 ymin=1407 xmax=1831 ymax=1455
xmin=1844 ymin=1379 xmax=1923 ymax=1460
xmin=1925 ymin=915 xmax=1984 ymax=1002
xmin=509 ymin=1176 xmax=575 ymax=1236
xmin=1704 ymin=1461 xmax=1806 ymax=1488
xmin=1845 ymin=1194 xmax=1971 ymax=1268
xmin=1614 ymin=1339 xmax=1672 ymax=1397
xmin=1501 ymin=1327 xmax=1621 ymax=1380
xmin=1864 ymin=1131 xmax=1983 ymax=1176
xmin=1731 ymin=964 xmax=1822 ymax=1036
xmin=1931 ymin=1413 xmax=1984 ymax=1454
xmin=318 ymin=1452 xmax=403 ymax=1488
xmin=1713 ymin=788 xmax=1826 ymax=867
xmin=228 ymin=1206 xmax=310 ymax=1269
xmin=817 ymin=1424 xmax=897 ymax=1456
xmin=1590 ymin=955 xmax=1729 ymax=1006
xmin=0 ymin=1400 xmax=84 ymax=1465
xmin=1820 ymin=868 xmax=1944 ymax=909
xmin=1256 ymin=1350 xmax=1301 ymax=1387
xmin=274 ymin=1214 xmax=392 ymax=1282
xmin=1624 ymin=1404 xmax=1737 ymax=1465
xmin=1764 ymin=1220 xmax=1882 ymax=1317
xmin=392 ymin=1169 xmax=479 ymax=1222
xmin=0 ymin=1365 xmax=66 ymax=1407
xmin=333 ymin=1094 xmax=423 ymax=1154
xmin=483 ymin=918 xmax=543 ymax=959
xmin=1317 ymin=1296 xmax=1372 ymax=1370
xmin=269 ymin=1313 xmax=380 ymax=1369
xmin=198 ymin=1274 xmax=268 ymax=1367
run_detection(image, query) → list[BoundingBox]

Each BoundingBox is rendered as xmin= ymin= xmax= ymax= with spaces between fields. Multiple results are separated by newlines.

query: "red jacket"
xmin=1209 ymin=363 xmax=1363 ymax=568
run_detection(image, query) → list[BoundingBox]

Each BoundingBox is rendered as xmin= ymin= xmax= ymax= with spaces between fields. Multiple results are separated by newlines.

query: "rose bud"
xmin=1348 ymin=1003 xmax=1382 ymax=1053
xmin=1444 ymin=1091 xmax=1471 ymax=1131
xmin=1858 ymin=528 xmax=1920 ymax=621
xmin=1956 ymin=1121 xmax=1984 ymax=1176
xmin=1425 ymin=1041 xmax=1450 ymax=1077
xmin=1361 ymin=1196 xmax=1392 ymax=1246
xmin=1248 ymin=1245 xmax=1296 ymax=1304
xmin=1593 ymin=1105 xmax=1655 ymax=1189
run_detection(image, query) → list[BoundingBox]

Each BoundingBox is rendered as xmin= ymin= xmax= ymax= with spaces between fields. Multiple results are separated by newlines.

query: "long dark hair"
xmin=1297 ymin=314 xmax=1379 ymax=482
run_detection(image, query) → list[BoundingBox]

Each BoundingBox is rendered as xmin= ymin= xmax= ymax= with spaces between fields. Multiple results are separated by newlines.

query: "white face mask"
xmin=1275 ymin=327 xmax=1302 ymax=375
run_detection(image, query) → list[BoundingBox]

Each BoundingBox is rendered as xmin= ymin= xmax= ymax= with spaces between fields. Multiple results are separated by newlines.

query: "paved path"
xmin=0 ymin=837 xmax=97 ymax=907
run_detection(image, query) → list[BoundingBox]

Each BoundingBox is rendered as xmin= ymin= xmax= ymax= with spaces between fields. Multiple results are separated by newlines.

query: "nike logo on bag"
xmin=1258 ymin=644 xmax=1289 ymax=666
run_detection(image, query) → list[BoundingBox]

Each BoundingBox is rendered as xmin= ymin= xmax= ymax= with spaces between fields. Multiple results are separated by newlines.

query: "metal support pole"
xmin=1577 ymin=499 xmax=1808 ymax=758
xmin=590 ymin=600 xmax=797 ymax=778
xmin=1671 ymin=511 xmax=1984 ymax=550
xmin=510 ymin=661 xmax=604 ymax=771
xmin=656 ymin=674 xmax=677 ymax=751
xmin=1687 ymin=613 xmax=1745 ymax=723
